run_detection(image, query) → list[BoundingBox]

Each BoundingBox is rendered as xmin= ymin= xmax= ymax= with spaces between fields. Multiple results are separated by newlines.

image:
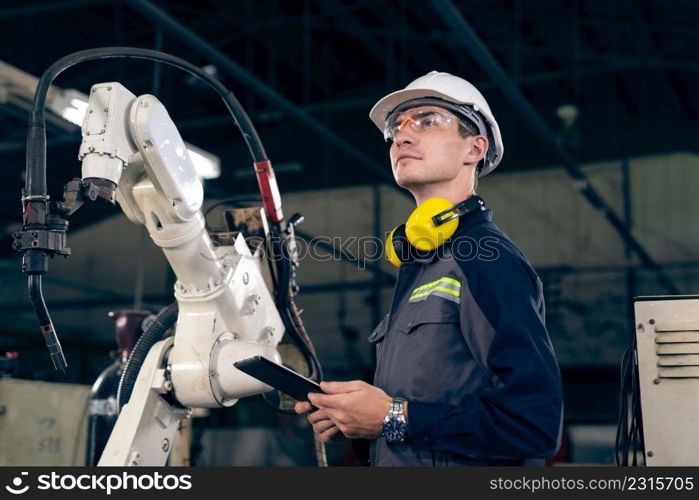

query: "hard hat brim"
xmin=369 ymin=88 xmax=467 ymax=132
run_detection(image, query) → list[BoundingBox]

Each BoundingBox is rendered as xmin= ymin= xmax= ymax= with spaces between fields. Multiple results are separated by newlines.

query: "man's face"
xmin=388 ymin=105 xmax=474 ymax=190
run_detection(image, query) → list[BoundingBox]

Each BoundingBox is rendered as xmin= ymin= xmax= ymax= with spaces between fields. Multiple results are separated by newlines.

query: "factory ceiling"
xmin=0 ymin=0 xmax=697 ymax=251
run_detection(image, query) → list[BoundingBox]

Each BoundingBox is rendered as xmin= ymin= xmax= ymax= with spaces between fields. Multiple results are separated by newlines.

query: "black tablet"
xmin=233 ymin=355 xmax=323 ymax=401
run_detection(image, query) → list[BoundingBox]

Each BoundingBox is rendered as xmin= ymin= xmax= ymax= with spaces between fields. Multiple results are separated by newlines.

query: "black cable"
xmin=630 ymin=353 xmax=638 ymax=466
xmin=251 ymin=228 xmax=324 ymax=415
xmin=630 ymin=341 xmax=645 ymax=464
xmin=203 ymin=195 xmax=325 ymax=404
xmin=117 ymin=302 xmax=178 ymax=411
xmin=22 ymin=47 xmax=265 ymax=372
xmin=24 ymin=47 xmax=323 ymax=395
xmin=203 ymin=195 xmax=324 ymax=390
xmin=616 ymin=345 xmax=632 ymax=466
xmin=86 ymin=410 xmax=99 ymax=466
xmin=616 ymin=346 xmax=629 ymax=465
xmin=203 ymin=196 xmax=323 ymax=414
xmin=262 ymin=390 xmax=296 ymax=415
xmin=619 ymin=348 xmax=628 ymax=465
xmin=616 ymin=335 xmax=645 ymax=466
xmin=272 ymin=235 xmax=322 ymax=382
xmin=27 ymin=48 xmax=267 ymax=198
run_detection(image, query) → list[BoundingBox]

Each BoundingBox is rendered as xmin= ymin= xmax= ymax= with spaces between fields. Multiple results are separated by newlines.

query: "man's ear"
xmin=463 ymin=136 xmax=489 ymax=166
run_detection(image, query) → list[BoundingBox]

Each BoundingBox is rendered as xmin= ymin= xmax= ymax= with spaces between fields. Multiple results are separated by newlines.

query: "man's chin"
xmin=395 ymin=176 xmax=431 ymax=190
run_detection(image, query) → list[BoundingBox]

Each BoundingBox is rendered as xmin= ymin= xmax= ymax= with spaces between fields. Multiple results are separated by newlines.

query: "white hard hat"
xmin=369 ymin=71 xmax=504 ymax=176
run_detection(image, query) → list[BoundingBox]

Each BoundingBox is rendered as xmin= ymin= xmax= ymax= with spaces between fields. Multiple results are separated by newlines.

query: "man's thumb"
xmin=320 ymin=381 xmax=350 ymax=394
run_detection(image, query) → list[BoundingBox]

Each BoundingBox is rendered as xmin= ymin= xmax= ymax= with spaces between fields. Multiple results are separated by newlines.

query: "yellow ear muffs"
xmin=386 ymin=224 xmax=415 ymax=267
xmin=405 ymin=197 xmax=459 ymax=251
xmin=385 ymin=225 xmax=405 ymax=267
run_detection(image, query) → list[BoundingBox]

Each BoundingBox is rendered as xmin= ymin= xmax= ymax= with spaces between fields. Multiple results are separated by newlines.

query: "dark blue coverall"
xmin=368 ymin=208 xmax=563 ymax=466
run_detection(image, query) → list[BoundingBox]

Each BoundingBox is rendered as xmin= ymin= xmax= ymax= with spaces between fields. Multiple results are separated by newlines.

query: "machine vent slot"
xmin=655 ymin=322 xmax=699 ymax=379
xmin=655 ymin=332 xmax=699 ymax=343
xmin=655 ymin=321 xmax=699 ymax=332
xmin=657 ymin=366 xmax=699 ymax=378
xmin=657 ymin=354 xmax=699 ymax=366
xmin=656 ymin=343 xmax=699 ymax=355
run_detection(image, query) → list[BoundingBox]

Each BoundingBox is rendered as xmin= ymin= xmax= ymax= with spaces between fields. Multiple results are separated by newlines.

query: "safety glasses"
xmin=383 ymin=108 xmax=465 ymax=142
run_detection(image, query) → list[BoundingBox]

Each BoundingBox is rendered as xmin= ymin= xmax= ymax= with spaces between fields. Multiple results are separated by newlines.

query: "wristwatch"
xmin=382 ymin=397 xmax=408 ymax=443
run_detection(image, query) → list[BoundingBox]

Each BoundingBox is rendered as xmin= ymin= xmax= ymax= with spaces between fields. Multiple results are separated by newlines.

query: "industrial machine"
xmin=13 ymin=48 xmax=323 ymax=466
xmin=616 ymin=295 xmax=699 ymax=466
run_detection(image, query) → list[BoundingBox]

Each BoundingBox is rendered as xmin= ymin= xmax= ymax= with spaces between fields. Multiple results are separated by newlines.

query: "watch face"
xmin=383 ymin=417 xmax=407 ymax=442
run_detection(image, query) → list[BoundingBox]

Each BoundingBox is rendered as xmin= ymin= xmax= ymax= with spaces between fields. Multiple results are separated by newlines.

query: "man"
xmin=296 ymin=71 xmax=563 ymax=466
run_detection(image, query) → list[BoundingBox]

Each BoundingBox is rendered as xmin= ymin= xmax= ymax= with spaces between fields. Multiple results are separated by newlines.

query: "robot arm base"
xmin=98 ymin=337 xmax=187 ymax=466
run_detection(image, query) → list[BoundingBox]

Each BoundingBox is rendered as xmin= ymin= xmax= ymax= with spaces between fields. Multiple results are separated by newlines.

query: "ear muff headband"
xmin=432 ymin=195 xmax=486 ymax=226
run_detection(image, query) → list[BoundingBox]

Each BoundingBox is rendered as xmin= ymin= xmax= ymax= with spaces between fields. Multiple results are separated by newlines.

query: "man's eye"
xmin=417 ymin=117 xmax=439 ymax=128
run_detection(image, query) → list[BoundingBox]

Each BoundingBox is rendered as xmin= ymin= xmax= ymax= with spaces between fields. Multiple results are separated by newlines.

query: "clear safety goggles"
xmin=383 ymin=108 xmax=468 ymax=142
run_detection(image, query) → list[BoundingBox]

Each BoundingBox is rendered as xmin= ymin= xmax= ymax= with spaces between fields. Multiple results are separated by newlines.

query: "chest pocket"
xmin=397 ymin=300 xmax=459 ymax=336
xmin=399 ymin=298 xmax=495 ymax=386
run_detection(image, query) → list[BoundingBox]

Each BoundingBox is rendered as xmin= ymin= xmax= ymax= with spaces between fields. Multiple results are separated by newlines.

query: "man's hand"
xmin=294 ymin=401 xmax=342 ymax=443
xmin=304 ymin=380 xmax=393 ymax=440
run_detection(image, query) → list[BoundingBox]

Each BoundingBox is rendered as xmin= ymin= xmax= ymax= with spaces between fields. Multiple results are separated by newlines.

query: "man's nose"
xmin=394 ymin=126 xmax=417 ymax=146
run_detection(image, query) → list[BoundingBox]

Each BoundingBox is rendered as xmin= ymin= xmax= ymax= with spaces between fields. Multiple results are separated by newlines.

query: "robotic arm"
xmin=84 ymin=82 xmax=285 ymax=465
xmin=14 ymin=48 xmax=322 ymax=466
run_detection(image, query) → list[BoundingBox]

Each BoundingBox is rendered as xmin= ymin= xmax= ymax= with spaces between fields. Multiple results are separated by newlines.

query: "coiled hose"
xmin=116 ymin=302 xmax=179 ymax=412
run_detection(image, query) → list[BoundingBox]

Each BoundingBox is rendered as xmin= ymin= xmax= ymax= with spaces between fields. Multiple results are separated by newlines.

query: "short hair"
xmin=457 ymin=121 xmax=484 ymax=182
xmin=457 ymin=121 xmax=478 ymax=138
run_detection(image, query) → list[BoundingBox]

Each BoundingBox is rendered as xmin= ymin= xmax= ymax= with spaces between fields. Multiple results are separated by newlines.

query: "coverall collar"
xmin=453 ymin=207 xmax=492 ymax=236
